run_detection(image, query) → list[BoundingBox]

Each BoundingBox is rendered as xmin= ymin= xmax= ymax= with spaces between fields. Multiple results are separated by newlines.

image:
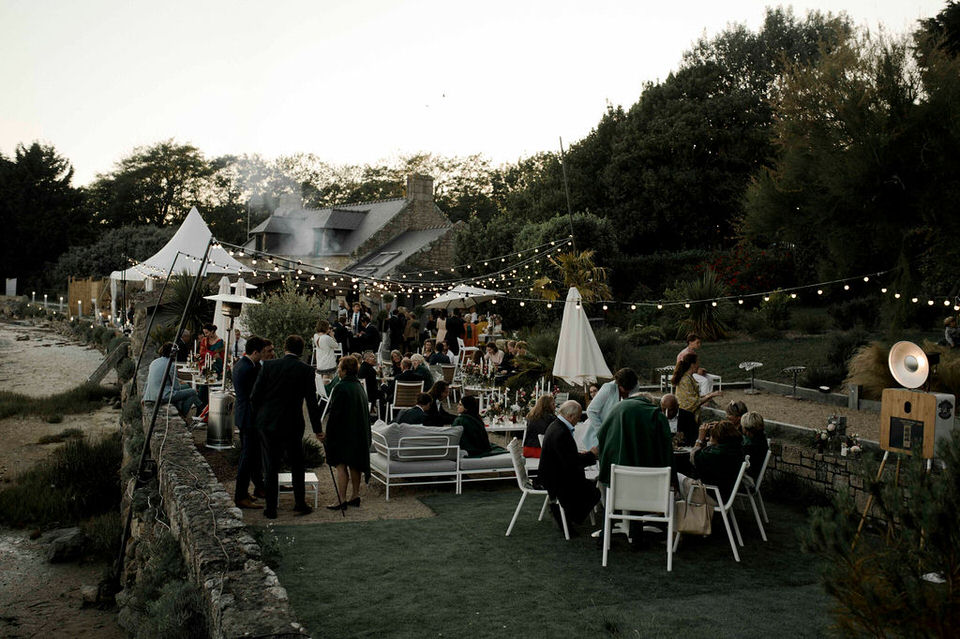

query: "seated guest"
xmin=476 ymin=314 xmax=488 ymax=338
xmin=500 ymin=342 xmax=517 ymax=373
xmin=143 ymin=342 xmax=204 ymax=420
xmin=397 ymin=393 xmax=432 ymax=424
xmin=725 ymin=400 xmax=748 ymax=428
xmin=515 ymin=341 xmax=528 ymax=357
xmin=680 ymin=420 xmax=745 ymax=502
xmin=597 ymin=393 xmax=673 ymax=486
xmin=429 ymin=341 xmax=454 ymax=365
xmin=522 ymin=394 xmax=556 ymax=458
xmin=673 ymin=353 xmax=721 ymax=421
xmin=396 ymin=357 xmax=421 ymax=383
xmin=425 ymin=381 xmax=456 ymax=425
xmin=452 ymin=395 xmax=506 ymax=457
xmin=389 ymin=350 xmax=403 ymax=376
xmin=411 ymin=353 xmax=434 ymax=387
xmin=659 ymin=393 xmax=698 ymax=445
xmin=741 ymin=412 xmax=769 ymax=481
xmin=485 ymin=342 xmax=504 ymax=368
xmin=199 ymin=323 xmax=225 ymax=374
xmin=175 ymin=329 xmax=192 ymax=362
xmin=539 ymin=401 xmax=601 ymax=527
xmin=422 ymin=339 xmax=435 ymax=359
xmin=358 ymin=351 xmax=381 ymax=411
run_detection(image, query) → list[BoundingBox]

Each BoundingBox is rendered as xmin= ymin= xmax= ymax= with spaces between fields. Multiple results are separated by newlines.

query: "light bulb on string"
xmin=546 ymin=303 xmax=552 ymax=309
xmin=817 ymin=289 xmax=823 ymax=295
xmin=602 ymin=305 xmax=608 ymax=311
xmin=657 ymin=303 xmax=663 ymax=310
xmin=711 ymin=301 xmax=718 ymax=307
xmin=631 ymin=304 xmax=637 ymax=310
xmin=895 ymin=293 xmax=901 ymax=299
xmin=912 ymin=297 xmax=919 ymax=303
xmin=844 ymin=284 xmax=850 ymax=290
xmin=881 ymin=288 xmax=888 ymax=293
xmin=928 ymin=300 xmax=935 ymax=306
xmin=685 ymin=303 xmax=691 ymax=309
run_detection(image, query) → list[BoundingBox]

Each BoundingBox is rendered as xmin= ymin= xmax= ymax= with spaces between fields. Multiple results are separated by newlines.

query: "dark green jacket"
xmin=325 ymin=375 xmax=372 ymax=481
xmin=694 ymin=441 xmax=745 ymax=500
xmin=452 ymin=413 xmax=506 ymax=458
xmin=742 ymin=432 xmax=769 ymax=480
xmin=597 ymin=396 xmax=674 ymax=485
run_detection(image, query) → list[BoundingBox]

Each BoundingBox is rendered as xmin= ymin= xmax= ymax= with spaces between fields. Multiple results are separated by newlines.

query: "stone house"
xmin=245 ymin=174 xmax=458 ymax=280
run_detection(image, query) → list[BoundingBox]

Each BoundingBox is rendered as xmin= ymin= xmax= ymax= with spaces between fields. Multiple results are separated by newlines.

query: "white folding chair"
xmin=390 ymin=381 xmax=424 ymax=420
xmin=676 ymin=461 xmax=750 ymax=562
xmin=737 ymin=446 xmax=773 ymax=535
xmin=603 ymin=465 xmax=676 ymax=570
xmin=457 ymin=337 xmax=479 ymax=365
xmin=505 ymin=438 xmax=570 ymax=540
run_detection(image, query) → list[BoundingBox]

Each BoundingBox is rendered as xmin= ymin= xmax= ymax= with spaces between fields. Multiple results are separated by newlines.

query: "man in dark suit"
xmin=660 ymin=393 xmax=698 ymax=446
xmin=232 ymin=336 xmax=267 ymax=509
xmin=333 ymin=313 xmax=351 ymax=353
xmin=358 ymin=316 xmax=380 ymax=353
xmin=359 ymin=350 xmax=380 ymax=414
xmin=388 ymin=309 xmax=406 ymax=351
xmin=538 ymin=400 xmax=601 ymax=529
xmin=251 ymin=334 xmax=324 ymax=518
xmin=429 ymin=341 xmax=454 ymax=365
xmin=445 ymin=309 xmax=464 ymax=356
xmin=397 ymin=393 xmax=432 ymax=424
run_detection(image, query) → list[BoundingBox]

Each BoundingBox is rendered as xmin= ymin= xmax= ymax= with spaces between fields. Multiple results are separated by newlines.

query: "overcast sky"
xmin=0 ymin=0 xmax=945 ymax=185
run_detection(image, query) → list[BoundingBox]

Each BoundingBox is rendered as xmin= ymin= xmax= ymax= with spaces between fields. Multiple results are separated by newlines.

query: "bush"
xmin=826 ymin=328 xmax=871 ymax=371
xmin=625 ymin=325 xmax=666 ymax=346
xmin=244 ymin=280 xmax=322 ymax=351
xmin=302 ymin=437 xmax=326 ymax=469
xmin=844 ymin=342 xmax=896 ymax=400
xmin=116 ymin=358 xmax=136 ymax=383
xmin=801 ymin=365 xmax=845 ymax=390
xmin=739 ymin=310 xmax=768 ymax=336
xmin=667 ymin=269 xmax=729 ymax=340
xmin=0 ymin=382 xmax=120 ymax=420
xmin=0 ymin=432 xmax=122 ymax=526
xmin=828 ymin=296 xmax=879 ymax=330
xmin=760 ymin=290 xmax=792 ymax=330
xmin=80 ymin=511 xmax=121 ymax=560
xmin=792 ymin=310 xmax=830 ymax=335
xmin=37 ymin=427 xmax=84 ymax=444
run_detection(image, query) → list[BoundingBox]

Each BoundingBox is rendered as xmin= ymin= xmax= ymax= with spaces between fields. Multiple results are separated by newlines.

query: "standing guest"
xmin=349 ymin=302 xmax=363 ymax=334
xmin=426 ymin=310 xmax=438 ymax=339
xmin=199 ymin=323 xmax=225 ymax=373
xmin=261 ymin=340 xmax=276 ymax=360
xmin=332 ymin=313 xmax=351 ymax=353
xmin=446 ymin=308 xmax=465 ymax=356
xmin=359 ymin=351 xmax=381 ymax=413
xmin=323 ymin=355 xmax=372 ymax=510
xmin=425 ymin=381 xmax=456 ymax=425
xmin=402 ymin=308 xmax=419 ymax=352
xmin=435 ymin=309 xmax=448 ymax=345
xmin=397 ymin=393 xmax=432 ymax=424
xmin=489 ymin=314 xmax=503 ymax=335
xmin=476 ymin=314 xmax=489 ymax=339
xmin=452 ymin=395 xmax=506 ymax=457
xmin=358 ymin=316 xmax=380 ymax=353
xmin=143 ymin=342 xmax=204 ymax=420
xmin=251 ymin=335 xmax=323 ymax=518
xmin=232 ymin=336 xmax=267 ymax=509
xmin=522 ymin=394 xmax=556 ymax=458
xmin=175 ymin=329 xmax=193 ymax=362
xmin=725 ymin=400 xmax=748 ymax=428
xmin=538 ymin=400 xmax=601 ymax=528
xmin=945 ymin=317 xmax=959 ymax=348
xmin=659 ymin=393 xmax=698 ymax=445
xmin=312 ymin=320 xmax=339 ymax=376
xmin=429 ymin=341 xmax=454 ymax=365
xmin=582 ymin=368 xmax=640 ymax=450
xmin=388 ymin=308 xmax=406 ymax=351
xmin=232 ymin=328 xmax=246 ymax=360
xmin=741 ymin=412 xmax=769 ymax=481
xmin=126 ymin=303 xmax=136 ymax=325
xmin=411 ymin=353 xmax=434 ymax=387
xmin=676 ymin=332 xmax=721 ymax=396
xmin=673 ymin=353 xmax=722 ymax=421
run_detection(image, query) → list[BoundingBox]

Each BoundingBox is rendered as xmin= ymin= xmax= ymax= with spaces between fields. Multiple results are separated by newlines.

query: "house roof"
xmin=346 ymin=227 xmax=452 ymax=279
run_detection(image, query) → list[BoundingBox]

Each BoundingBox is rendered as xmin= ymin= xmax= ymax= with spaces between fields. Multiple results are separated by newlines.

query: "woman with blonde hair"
xmin=725 ymin=400 xmax=748 ymax=427
xmin=522 ymin=394 xmax=556 ymax=458
xmin=741 ymin=412 xmax=769 ymax=480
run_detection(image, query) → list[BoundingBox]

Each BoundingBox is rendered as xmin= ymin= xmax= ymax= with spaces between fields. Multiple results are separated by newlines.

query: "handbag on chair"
xmin=674 ymin=479 xmax=712 ymax=536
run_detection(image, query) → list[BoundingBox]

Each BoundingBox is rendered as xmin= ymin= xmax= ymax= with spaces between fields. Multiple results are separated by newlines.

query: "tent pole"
xmin=114 ymin=238 xmax=213 ymax=590
xmin=132 ymin=251 xmax=184 ymax=394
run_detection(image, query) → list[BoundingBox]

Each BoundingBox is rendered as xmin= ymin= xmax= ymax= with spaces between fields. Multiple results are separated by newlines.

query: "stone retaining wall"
xmin=119 ymin=366 xmax=308 ymax=638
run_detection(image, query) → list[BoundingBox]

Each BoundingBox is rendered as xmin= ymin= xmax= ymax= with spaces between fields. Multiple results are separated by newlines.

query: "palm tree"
xmin=532 ymin=250 xmax=612 ymax=303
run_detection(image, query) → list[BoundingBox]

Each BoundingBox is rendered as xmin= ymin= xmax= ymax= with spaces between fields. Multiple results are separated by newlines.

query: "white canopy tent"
xmin=552 ymin=287 xmax=611 ymax=387
xmin=423 ymin=284 xmax=504 ymax=309
xmin=108 ymin=207 xmax=253 ymax=322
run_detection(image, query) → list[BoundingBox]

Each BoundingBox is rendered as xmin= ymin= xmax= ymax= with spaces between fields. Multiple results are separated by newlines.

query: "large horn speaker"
xmin=888 ymin=341 xmax=929 ymax=389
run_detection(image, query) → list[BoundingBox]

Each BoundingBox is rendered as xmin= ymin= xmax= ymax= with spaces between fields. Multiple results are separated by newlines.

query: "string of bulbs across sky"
xmin=123 ymin=235 xmax=960 ymax=313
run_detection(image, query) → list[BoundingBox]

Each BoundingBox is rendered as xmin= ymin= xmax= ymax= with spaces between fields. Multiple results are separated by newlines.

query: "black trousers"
xmin=258 ymin=427 xmax=306 ymax=513
xmin=235 ymin=427 xmax=264 ymax=501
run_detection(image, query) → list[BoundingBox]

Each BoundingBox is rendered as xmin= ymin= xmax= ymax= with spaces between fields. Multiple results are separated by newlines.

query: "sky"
xmin=0 ymin=0 xmax=946 ymax=186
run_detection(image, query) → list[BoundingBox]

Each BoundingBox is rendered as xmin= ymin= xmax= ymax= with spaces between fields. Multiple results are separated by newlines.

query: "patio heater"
xmin=203 ymin=280 xmax=260 ymax=450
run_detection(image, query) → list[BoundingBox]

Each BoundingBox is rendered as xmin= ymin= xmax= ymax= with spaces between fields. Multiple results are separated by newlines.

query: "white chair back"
xmin=393 ymin=381 xmax=424 ymax=409
xmin=609 ymin=465 xmax=672 ymax=514
xmin=507 ymin=438 xmax=531 ymax=490
xmin=754 ymin=446 xmax=772 ymax=490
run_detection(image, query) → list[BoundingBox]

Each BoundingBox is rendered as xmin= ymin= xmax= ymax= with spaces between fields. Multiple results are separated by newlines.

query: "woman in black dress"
xmin=522 ymin=394 xmax=556 ymax=458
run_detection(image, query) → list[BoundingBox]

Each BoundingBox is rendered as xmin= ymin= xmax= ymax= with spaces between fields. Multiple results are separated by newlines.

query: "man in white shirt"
xmin=676 ymin=332 xmax=720 ymax=396
xmin=581 ymin=368 xmax=639 ymax=450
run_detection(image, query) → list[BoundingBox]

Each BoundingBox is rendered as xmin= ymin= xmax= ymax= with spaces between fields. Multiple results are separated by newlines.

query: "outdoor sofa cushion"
xmin=371 ymin=421 xmax=463 ymax=462
xmin=459 ymin=452 xmax=514 ymax=471
xmin=369 ymin=453 xmax=458 ymax=475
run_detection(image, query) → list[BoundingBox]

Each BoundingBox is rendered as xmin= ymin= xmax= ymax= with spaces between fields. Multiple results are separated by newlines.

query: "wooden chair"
xmin=390 ymin=381 xmax=424 ymax=421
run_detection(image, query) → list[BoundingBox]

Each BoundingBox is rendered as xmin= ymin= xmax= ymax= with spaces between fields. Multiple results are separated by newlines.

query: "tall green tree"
xmin=0 ymin=142 xmax=87 ymax=289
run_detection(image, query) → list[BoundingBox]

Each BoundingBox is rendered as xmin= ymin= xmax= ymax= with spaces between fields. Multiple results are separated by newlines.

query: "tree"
xmin=48 ymin=224 xmax=175 ymax=287
xmin=532 ymin=250 xmax=612 ymax=303
xmin=88 ymin=140 xmax=213 ymax=227
xmin=0 ymin=142 xmax=87 ymax=290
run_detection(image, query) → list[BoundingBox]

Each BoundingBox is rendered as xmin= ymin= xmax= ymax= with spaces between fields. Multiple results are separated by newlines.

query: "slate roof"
xmin=346 ymin=227 xmax=452 ymax=279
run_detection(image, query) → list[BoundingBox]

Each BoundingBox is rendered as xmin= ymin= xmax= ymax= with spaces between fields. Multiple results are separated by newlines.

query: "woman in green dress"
xmin=452 ymin=395 xmax=506 ymax=458
xmin=323 ymin=355 xmax=371 ymax=510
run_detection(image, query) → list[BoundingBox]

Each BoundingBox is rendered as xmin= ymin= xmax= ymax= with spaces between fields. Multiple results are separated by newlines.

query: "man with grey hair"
xmin=538 ymin=400 xmax=601 ymax=531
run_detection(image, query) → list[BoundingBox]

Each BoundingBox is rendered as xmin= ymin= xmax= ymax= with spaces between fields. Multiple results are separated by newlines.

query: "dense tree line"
xmin=4 ymin=3 xmax=958 ymax=307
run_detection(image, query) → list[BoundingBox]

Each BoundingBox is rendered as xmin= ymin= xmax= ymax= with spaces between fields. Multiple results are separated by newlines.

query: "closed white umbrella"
xmin=552 ymin=287 xmax=611 ymax=386
xmin=424 ymin=284 xmax=503 ymax=309
xmin=211 ymin=276 xmax=232 ymax=339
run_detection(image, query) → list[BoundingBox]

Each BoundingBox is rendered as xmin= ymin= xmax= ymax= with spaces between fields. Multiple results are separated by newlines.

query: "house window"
xmin=313 ymin=229 xmax=348 ymax=254
xmin=366 ymin=251 xmax=401 ymax=267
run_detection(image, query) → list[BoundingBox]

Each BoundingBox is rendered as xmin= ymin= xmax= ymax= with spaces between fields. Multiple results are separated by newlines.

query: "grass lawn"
xmin=271 ymin=489 xmax=832 ymax=638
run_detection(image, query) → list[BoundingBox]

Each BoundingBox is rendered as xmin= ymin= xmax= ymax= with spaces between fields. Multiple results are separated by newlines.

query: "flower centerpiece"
xmin=814 ymin=414 xmax=862 ymax=456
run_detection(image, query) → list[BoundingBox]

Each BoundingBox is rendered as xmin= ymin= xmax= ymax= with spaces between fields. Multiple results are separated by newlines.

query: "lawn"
xmin=271 ymin=488 xmax=833 ymax=638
